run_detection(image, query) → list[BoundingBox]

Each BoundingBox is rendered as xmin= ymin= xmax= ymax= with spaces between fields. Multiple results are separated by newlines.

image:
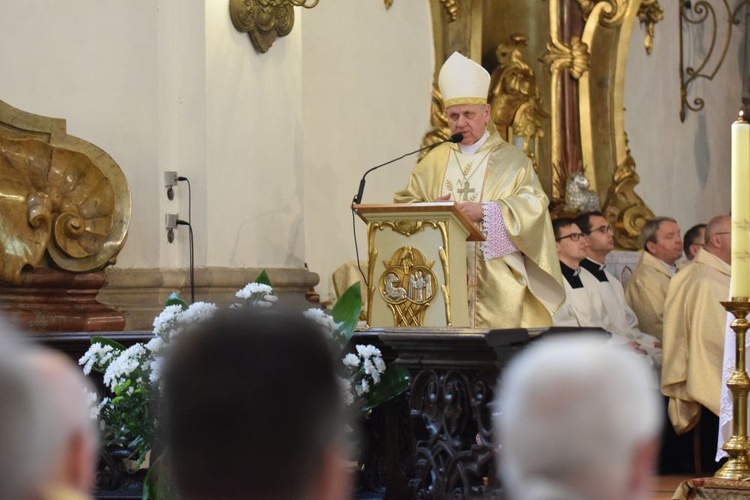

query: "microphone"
xmin=352 ymin=133 xmax=463 ymax=205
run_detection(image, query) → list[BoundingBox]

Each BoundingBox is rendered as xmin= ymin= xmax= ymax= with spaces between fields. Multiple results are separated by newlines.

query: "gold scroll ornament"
xmin=0 ymin=99 xmax=130 ymax=285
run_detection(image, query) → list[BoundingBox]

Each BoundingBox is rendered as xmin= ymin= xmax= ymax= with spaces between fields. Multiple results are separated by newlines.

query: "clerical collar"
xmin=580 ymin=257 xmax=609 ymax=282
xmin=658 ymin=258 xmax=678 ymax=276
xmin=560 ymin=261 xmax=584 ymax=289
xmin=458 ymin=130 xmax=490 ymax=154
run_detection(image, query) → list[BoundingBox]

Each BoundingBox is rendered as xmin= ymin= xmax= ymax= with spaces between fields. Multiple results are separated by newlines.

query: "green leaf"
xmin=332 ymin=282 xmax=363 ymax=348
xmin=90 ymin=336 xmax=126 ymax=351
xmin=361 ymin=364 xmax=409 ymax=412
xmin=143 ymin=451 xmax=170 ymax=500
xmin=254 ymin=269 xmax=272 ymax=286
xmin=114 ymin=379 xmax=133 ymax=396
xmin=164 ymin=292 xmax=189 ymax=310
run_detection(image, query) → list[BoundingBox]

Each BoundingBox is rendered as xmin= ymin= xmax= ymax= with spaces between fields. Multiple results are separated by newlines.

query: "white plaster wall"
xmin=301 ymin=0 xmax=434 ymax=303
xmin=0 ymin=0 xmax=308 ymax=273
xmin=624 ymin=0 xmax=742 ymax=233
xmin=0 ymin=0 xmax=160 ymax=269
xmin=204 ymin=2 xmax=306 ymax=268
xmin=158 ymin=0 xmax=207 ymax=269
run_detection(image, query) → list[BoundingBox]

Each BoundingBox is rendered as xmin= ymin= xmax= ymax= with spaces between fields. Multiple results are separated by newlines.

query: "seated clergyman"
xmin=625 ymin=217 xmax=683 ymax=341
xmin=682 ymin=223 xmax=706 ymax=261
xmin=574 ymin=212 xmax=661 ymax=365
xmin=552 ymin=218 xmax=661 ymax=365
xmin=661 ymin=214 xmax=731 ymax=473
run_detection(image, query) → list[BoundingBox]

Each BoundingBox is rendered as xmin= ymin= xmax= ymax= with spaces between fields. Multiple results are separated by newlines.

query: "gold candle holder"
xmin=715 ymin=299 xmax=750 ymax=480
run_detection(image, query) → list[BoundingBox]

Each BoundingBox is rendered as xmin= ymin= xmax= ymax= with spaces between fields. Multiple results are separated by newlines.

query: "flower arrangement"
xmin=80 ymin=271 xmax=408 ymax=496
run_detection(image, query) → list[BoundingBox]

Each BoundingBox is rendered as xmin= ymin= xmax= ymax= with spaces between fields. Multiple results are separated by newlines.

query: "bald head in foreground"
xmin=495 ymin=335 xmax=661 ymax=500
xmin=0 ymin=325 xmax=98 ymax=500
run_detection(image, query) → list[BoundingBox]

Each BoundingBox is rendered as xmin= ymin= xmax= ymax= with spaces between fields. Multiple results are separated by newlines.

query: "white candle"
xmin=731 ymin=112 xmax=750 ymax=299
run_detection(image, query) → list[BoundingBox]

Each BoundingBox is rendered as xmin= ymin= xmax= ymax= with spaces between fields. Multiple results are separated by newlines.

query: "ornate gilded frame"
xmin=424 ymin=0 xmax=660 ymax=248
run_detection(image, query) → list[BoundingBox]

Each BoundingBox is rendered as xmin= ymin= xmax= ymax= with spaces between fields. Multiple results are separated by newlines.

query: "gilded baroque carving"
xmin=638 ymin=0 xmax=664 ymax=55
xmin=541 ymin=37 xmax=590 ymax=80
xmin=229 ymin=0 xmax=319 ymax=54
xmin=602 ymin=145 xmax=654 ymax=249
xmin=420 ymin=85 xmax=452 ymax=157
xmin=440 ymin=0 xmax=459 ymax=22
xmin=0 ymin=100 xmax=130 ymax=284
xmin=576 ymin=0 xmax=627 ymax=27
xmin=489 ymin=34 xmax=548 ymax=172
xmin=427 ymin=0 xmax=654 ymax=248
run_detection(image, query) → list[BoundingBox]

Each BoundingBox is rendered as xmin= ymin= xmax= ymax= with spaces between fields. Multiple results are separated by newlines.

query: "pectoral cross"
xmin=457 ymin=179 xmax=475 ymax=201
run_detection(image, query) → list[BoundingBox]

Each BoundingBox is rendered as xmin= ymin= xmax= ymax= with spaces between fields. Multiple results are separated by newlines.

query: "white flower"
xmin=79 ymin=343 xmax=117 ymax=375
xmin=235 ymin=282 xmax=273 ymax=299
xmin=355 ymin=344 xmax=381 ymax=359
xmin=149 ymin=357 xmax=164 ymax=385
xmin=103 ymin=344 xmax=146 ymax=390
xmin=145 ymin=337 xmax=165 ymax=353
xmin=303 ymin=308 xmax=341 ymax=339
xmin=255 ymin=294 xmax=278 ymax=308
xmin=178 ymin=302 xmax=218 ymax=325
xmin=355 ymin=378 xmax=370 ymax=396
xmin=342 ymin=353 xmax=360 ymax=368
xmin=87 ymin=391 xmax=100 ymax=421
xmin=363 ymin=359 xmax=375 ymax=375
xmin=338 ymin=377 xmax=354 ymax=405
xmin=152 ymin=305 xmax=184 ymax=335
xmin=373 ymin=356 xmax=386 ymax=373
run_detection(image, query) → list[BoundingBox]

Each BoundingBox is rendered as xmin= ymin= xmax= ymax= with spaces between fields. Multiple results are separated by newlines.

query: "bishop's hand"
xmin=458 ymin=201 xmax=483 ymax=223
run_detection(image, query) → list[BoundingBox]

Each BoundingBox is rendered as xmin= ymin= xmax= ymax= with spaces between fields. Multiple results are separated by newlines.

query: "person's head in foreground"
xmin=0 ymin=324 xmax=98 ymax=500
xmin=495 ymin=335 xmax=661 ymax=500
xmin=162 ymin=308 xmax=351 ymax=500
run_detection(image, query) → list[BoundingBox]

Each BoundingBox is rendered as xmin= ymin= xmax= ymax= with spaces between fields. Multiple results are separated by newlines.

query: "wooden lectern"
xmin=353 ymin=202 xmax=485 ymax=328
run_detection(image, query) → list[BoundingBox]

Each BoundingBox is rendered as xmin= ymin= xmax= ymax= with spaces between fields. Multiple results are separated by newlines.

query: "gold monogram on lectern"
xmin=379 ymin=246 xmax=437 ymax=326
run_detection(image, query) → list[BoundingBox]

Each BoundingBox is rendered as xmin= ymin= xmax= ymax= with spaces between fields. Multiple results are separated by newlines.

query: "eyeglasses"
xmin=556 ymin=232 xmax=584 ymax=242
xmin=588 ymin=225 xmax=613 ymax=235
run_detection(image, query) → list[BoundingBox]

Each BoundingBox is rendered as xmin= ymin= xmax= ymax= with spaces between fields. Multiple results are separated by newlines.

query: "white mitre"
xmin=438 ymin=51 xmax=491 ymax=108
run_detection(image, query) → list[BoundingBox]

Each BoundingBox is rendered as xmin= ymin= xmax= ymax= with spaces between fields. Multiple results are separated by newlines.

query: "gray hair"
xmin=0 ymin=325 xmax=98 ymax=499
xmin=640 ymin=216 xmax=677 ymax=252
xmin=495 ymin=335 xmax=661 ymax=500
xmin=0 ymin=328 xmax=48 ymax=499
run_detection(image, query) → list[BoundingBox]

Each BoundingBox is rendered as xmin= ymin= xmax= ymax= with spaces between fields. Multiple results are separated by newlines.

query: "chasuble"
xmin=661 ymin=248 xmax=730 ymax=434
xmin=625 ymin=251 xmax=674 ymax=341
xmin=394 ymin=130 xmax=564 ymax=328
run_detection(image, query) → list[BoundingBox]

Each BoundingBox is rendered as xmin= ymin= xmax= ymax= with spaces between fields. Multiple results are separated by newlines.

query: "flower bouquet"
xmin=80 ymin=271 xmax=409 ymax=499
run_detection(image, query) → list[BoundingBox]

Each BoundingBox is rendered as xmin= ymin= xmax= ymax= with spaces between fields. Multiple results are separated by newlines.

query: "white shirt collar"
xmin=657 ymin=258 xmax=678 ymax=276
xmin=458 ymin=130 xmax=490 ymax=155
